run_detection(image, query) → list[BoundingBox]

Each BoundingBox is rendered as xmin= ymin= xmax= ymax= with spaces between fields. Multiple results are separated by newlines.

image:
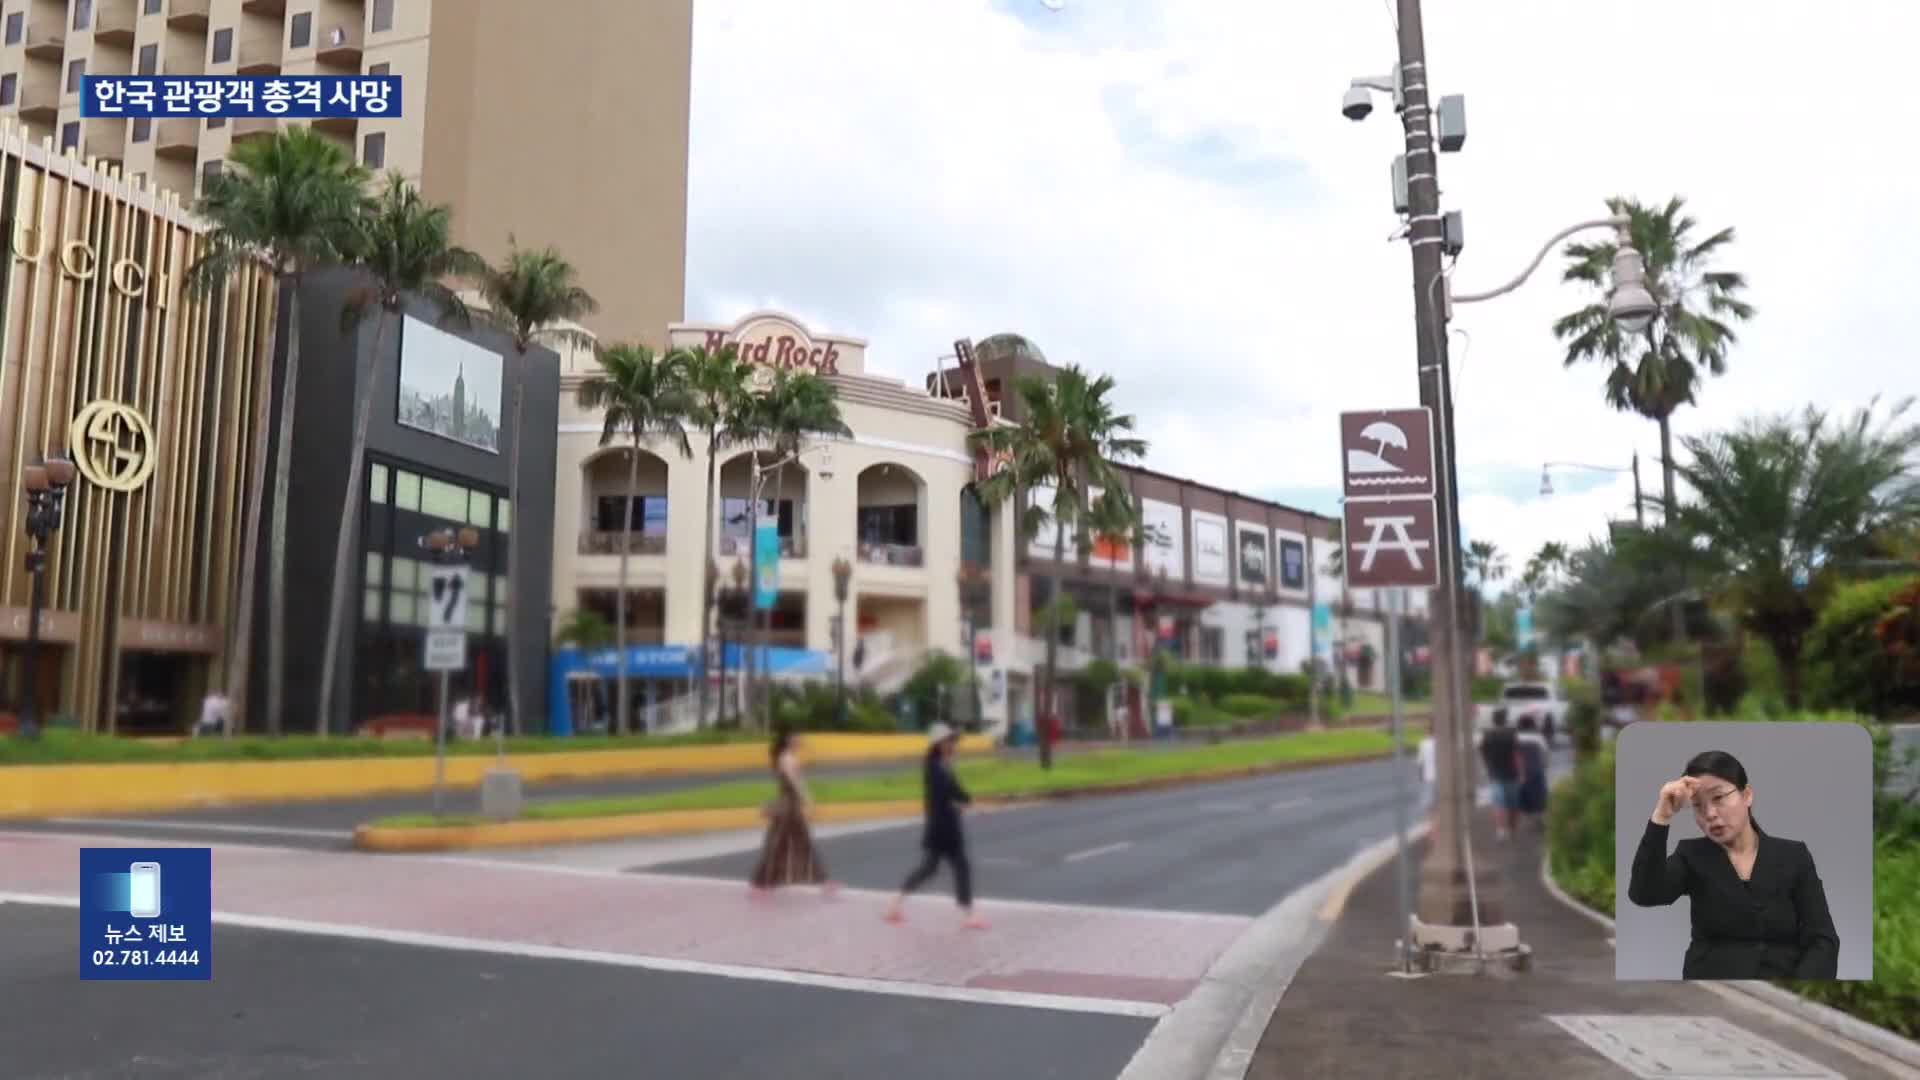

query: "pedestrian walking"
xmin=749 ymin=727 xmax=837 ymax=897
xmin=884 ymin=723 xmax=988 ymax=929
xmin=1515 ymin=714 xmax=1550 ymax=830
xmin=1477 ymin=710 xmax=1523 ymax=840
xmin=1415 ymin=732 xmax=1437 ymax=815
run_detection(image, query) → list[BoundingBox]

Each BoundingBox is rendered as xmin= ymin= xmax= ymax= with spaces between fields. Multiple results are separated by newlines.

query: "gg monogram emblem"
xmin=67 ymin=399 xmax=157 ymax=492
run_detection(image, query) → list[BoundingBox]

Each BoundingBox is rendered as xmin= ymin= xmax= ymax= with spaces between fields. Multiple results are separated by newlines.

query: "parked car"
xmin=1492 ymin=681 xmax=1566 ymax=745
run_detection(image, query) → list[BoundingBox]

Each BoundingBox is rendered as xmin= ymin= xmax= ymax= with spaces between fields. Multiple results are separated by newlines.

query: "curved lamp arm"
xmin=1544 ymin=460 xmax=1632 ymax=474
xmin=1450 ymin=214 xmax=1630 ymax=305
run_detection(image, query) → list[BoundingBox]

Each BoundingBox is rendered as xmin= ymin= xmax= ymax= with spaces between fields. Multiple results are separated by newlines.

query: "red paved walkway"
xmin=0 ymin=830 xmax=1248 ymax=1010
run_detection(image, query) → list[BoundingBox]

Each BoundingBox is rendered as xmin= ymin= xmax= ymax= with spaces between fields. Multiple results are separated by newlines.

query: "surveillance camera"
xmin=1342 ymin=86 xmax=1373 ymax=121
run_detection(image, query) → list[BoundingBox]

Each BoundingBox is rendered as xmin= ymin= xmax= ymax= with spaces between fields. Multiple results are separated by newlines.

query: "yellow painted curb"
xmin=355 ymin=748 xmax=1404 ymax=853
xmin=0 ymin=733 xmax=992 ymax=820
xmin=353 ymin=799 xmax=927 ymax=852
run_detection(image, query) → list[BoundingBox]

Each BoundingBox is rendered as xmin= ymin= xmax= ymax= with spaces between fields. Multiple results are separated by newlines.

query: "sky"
xmin=683 ymin=0 xmax=1917 ymax=594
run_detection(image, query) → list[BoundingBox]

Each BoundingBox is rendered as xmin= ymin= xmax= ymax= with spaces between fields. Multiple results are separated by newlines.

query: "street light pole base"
xmin=1407 ymin=917 xmax=1531 ymax=975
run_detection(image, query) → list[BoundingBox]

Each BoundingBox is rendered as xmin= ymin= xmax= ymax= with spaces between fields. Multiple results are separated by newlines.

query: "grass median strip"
xmin=0 ymin=728 xmax=766 ymax=766
xmin=370 ymin=726 xmax=1426 ymax=830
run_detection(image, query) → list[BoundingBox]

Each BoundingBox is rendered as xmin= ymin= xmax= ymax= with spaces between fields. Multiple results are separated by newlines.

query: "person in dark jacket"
xmin=883 ymin=723 xmax=987 ymax=929
xmin=1627 ymin=749 xmax=1840 ymax=979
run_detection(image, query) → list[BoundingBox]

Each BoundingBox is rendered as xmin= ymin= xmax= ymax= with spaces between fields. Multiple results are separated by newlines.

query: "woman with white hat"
xmin=884 ymin=723 xmax=987 ymax=929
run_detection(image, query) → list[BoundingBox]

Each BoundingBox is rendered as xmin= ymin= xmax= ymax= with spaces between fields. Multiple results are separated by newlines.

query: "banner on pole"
xmin=753 ymin=515 xmax=779 ymax=611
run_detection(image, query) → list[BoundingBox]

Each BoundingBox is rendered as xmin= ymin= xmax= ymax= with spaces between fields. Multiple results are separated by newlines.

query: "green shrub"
xmin=1782 ymin=836 xmax=1920 ymax=1038
xmin=1806 ymin=574 xmax=1920 ymax=717
xmin=1217 ymin=693 xmax=1284 ymax=719
xmin=1168 ymin=694 xmax=1234 ymax=728
xmin=1547 ymin=742 xmax=1618 ymax=916
xmin=1566 ymin=699 xmax=1603 ymax=759
xmin=1470 ymin=675 xmax=1504 ymax=703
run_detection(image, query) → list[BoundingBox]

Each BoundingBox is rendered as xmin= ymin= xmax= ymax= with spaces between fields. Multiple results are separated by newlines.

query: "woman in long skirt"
xmin=884 ymin=723 xmax=987 ymax=929
xmin=750 ymin=728 xmax=837 ymax=897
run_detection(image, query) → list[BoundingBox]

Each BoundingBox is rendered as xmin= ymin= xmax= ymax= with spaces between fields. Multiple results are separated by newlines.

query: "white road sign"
xmin=424 ymin=629 xmax=467 ymax=672
xmin=427 ymin=567 xmax=469 ymax=631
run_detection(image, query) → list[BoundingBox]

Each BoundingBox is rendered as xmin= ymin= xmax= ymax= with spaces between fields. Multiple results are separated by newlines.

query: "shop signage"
xmin=69 ymin=399 xmax=158 ymax=493
xmin=12 ymin=226 xmax=169 ymax=308
xmin=701 ymin=327 xmax=841 ymax=375
xmin=119 ymin=619 xmax=219 ymax=654
xmin=0 ymin=605 xmax=81 ymax=643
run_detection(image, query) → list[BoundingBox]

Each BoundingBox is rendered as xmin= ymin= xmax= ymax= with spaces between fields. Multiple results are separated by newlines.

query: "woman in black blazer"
xmin=1628 ymin=750 xmax=1840 ymax=979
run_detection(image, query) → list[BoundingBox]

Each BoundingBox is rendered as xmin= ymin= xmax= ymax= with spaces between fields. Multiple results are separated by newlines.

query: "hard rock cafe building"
xmin=0 ymin=124 xmax=274 ymax=734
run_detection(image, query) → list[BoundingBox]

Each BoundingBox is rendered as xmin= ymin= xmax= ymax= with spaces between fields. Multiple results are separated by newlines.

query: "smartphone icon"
xmin=128 ymin=862 xmax=162 ymax=919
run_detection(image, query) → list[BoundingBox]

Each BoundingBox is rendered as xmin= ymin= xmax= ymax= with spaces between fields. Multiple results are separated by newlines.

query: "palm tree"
xmin=188 ymin=128 xmax=368 ymax=736
xmin=972 ymin=366 xmax=1147 ymax=768
xmin=575 ymin=344 xmax=694 ymax=733
xmin=1554 ymin=196 xmax=1755 ymax=517
xmin=1464 ymin=540 xmax=1509 ymax=593
xmin=675 ymin=343 xmax=762 ymax=725
xmin=314 ymin=174 xmax=486 ymax=735
xmin=745 ymin=369 xmax=850 ymax=726
xmin=476 ymin=241 xmax=600 ymax=736
xmin=553 ymin=608 xmax=616 ymax=651
xmin=1659 ymin=399 xmax=1920 ymax=707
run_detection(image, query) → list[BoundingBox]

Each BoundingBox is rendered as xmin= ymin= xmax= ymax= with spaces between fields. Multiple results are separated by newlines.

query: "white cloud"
xmin=685 ymin=0 xmax=1918 ymax=573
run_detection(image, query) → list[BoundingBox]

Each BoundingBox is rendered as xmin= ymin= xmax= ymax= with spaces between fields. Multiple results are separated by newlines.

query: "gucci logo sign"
xmin=68 ymin=399 xmax=157 ymax=492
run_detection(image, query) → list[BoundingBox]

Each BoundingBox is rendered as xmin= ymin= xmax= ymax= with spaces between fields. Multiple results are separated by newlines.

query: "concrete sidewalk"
xmin=1247 ymin=809 xmax=1916 ymax=1079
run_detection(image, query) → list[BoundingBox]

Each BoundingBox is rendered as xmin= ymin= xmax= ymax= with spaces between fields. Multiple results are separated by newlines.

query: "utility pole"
xmin=1393 ymin=0 xmax=1519 ymax=967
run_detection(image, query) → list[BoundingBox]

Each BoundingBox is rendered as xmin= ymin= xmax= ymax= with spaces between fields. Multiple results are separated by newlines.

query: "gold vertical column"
xmin=2 ymin=133 xmax=55 ymax=609
xmin=85 ymin=160 xmax=127 ymax=736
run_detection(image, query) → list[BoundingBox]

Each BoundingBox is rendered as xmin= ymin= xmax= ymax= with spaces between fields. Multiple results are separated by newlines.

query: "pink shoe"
xmin=962 ymin=914 xmax=989 ymax=931
xmin=883 ymin=904 xmax=905 ymax=924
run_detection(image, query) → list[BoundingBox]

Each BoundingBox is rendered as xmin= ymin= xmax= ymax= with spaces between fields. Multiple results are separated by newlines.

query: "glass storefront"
xmin=354 ymin=457 xmax=512 ymax=723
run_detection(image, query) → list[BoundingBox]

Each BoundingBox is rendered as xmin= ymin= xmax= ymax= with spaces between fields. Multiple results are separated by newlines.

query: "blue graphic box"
xmin=79 ymin=847 xmax=212 ymax=981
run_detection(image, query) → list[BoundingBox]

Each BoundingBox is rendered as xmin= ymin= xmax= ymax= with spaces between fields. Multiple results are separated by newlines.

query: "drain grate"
xmin=1547 ymin=1015 xmax=1846 ymax=1078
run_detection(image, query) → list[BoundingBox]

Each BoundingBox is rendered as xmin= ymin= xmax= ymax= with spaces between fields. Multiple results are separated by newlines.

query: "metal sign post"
xmin=1388 ymin=588 xmax=1412 ymax=973
xmin=424 ymin=564 xmax=470 ymax=817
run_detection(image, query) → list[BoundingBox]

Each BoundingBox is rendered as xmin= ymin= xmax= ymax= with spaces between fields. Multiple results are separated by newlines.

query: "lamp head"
xmin=1539 ymin=469 xmax=1554 ymax=498
xmin=1608 ymin=242 xmax=1658 ymax=336
xmin=23 ymin=464 xmax=48 ymax=493
xmin=814 ymin=446 xmax=834 ymax=483
xmin=43 ymin=453 xmax=75 ymax=489
xmin=1341 ymin=85 xmax=1374 ymax=121
xmin=423 ymin=530 xmax=452 ymax=552
xmin=457 ymin=526 xmax=480 ymax=550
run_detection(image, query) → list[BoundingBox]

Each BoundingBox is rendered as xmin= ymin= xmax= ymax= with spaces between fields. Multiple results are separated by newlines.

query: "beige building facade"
xmin=0 ymin=0 xmax=691 ymax=347
xmin=552 ymin=311 xmax=1019 ymax=730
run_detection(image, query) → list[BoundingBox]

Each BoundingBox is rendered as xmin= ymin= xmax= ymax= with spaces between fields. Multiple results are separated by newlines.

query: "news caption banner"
xmin=78 ymin=847 xmax=212 ymax=981
xmin=81 ymin=75 xmax=399 ymax=119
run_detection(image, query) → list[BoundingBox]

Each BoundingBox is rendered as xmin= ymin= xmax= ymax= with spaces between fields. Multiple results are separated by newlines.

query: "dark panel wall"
xmin=244 ymin=267 xmax=558 ymax=734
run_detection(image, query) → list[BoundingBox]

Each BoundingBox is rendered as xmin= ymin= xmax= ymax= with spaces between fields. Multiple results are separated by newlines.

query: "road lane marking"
xmin=408 ymin=859 xmax=1254 ymax=925
xmin=1063 ymin=841 xmax=1132 ymax=863
xmin=0 ymin=891 xmax=1169 ymax=1019
xmin=1268 ymin=797 xmax=1312 ymax=812
xmin=45 ymin=817 xmax=351 ymax=840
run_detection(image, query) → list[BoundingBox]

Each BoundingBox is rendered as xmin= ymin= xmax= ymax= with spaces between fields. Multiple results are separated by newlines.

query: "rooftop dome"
xmin=973 ymin=333 xmax=1047 ymax=366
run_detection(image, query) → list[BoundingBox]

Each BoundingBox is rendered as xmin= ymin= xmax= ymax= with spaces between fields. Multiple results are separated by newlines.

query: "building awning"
xmin=1129 ymin=587 xmax=1215 ymax=610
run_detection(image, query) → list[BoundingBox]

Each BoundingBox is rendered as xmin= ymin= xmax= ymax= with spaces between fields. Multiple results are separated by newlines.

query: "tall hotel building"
xmin=0 ymin=0 xmax=691 ymax=345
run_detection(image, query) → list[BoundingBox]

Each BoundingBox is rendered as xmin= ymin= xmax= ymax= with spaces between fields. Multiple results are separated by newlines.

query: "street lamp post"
xmin=832 ymin=556 xmax=852 ymax=726
xmin=958 ymin=566 xmax=982 ymax=732
xmin=1345 ymin=0 xmax=1657 ymax=974
xmin=745 ymin=445 xmax=834 ymax=730
xmin=1541 ymin=455 xmax=1646 ymax=530
xmin=16 ymin=453 xmax=75 ymax=740
xmin=727 ymin=559 xmax=748 ymax=727
xmin=421 ymin=525 xmax=480 ymax=817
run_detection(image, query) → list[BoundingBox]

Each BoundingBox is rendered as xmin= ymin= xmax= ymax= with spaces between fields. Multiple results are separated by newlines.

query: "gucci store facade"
xmin=0 ymin=122 xmax=276 ymax=733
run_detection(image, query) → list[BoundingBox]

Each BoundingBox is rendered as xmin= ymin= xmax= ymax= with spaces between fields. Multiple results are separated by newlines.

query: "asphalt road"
xmin=0 ymin=904 xmax=1148 ymax=1080
xmin=651 ymin=749 xmax=1569 ymax=916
